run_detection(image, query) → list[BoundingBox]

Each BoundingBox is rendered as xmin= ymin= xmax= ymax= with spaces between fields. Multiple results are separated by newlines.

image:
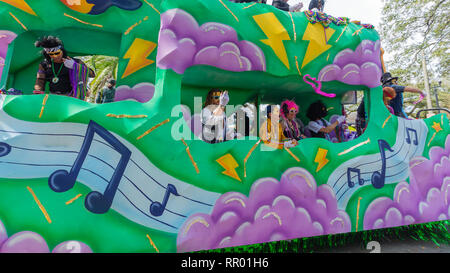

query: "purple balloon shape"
xmin=0 ymin=231 xmax=49 ymax=253
xmin=52 ymin=241 xmax=93 ymax=253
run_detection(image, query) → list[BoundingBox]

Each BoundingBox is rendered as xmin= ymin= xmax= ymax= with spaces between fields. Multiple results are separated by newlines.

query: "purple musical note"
xmin=347 ymin=167 xmax=365 ymax=188
xmin=371 ymin=139 xmax=393 ymax=189
xmin=150 ymin=184 xmax=179 ymax=217
xmin=48 ymin=120 xmax=131 ymax=214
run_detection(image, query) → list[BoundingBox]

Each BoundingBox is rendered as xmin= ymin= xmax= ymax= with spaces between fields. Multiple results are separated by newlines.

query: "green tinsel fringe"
xmin=196 ymin=220 xmax=449 ymax=253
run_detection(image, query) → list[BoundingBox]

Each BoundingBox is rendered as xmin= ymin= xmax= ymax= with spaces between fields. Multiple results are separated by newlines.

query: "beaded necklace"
xmin=51 ymin=60 xmax=64 ymax=84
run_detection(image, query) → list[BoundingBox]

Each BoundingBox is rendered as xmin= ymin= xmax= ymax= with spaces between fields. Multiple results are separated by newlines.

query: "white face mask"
xmin=44 ymin=45 xmax=62 ymax=53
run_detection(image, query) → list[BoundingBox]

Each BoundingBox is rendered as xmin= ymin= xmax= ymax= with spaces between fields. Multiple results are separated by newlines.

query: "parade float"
xmin=0 ymin=0 xmax=448 ymax=253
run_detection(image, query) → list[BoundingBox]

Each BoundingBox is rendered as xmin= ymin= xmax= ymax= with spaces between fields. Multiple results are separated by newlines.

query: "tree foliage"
xmin=77 ymin=55 xmax=118 ymax=102
xmin=380 ymin=0 xmax=449 ymax=83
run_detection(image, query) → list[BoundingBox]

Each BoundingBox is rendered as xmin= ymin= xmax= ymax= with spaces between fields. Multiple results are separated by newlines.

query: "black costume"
xmin=272 ymin=0 xmax=290 ymax=11
xmin=39 ymin=58 xmax=81 ymax=95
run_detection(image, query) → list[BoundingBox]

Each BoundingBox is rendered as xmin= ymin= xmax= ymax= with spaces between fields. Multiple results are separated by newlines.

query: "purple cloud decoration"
xmin=364 ymin=135 xmax=450 ymax=230
xmin=0 ymin=31 xmax=17 ymax=80
xmin=114 ymin=82 xmax=154 ymax=103
xmin=0 ymin=219 xmax=93 ymax=253
xmin=177 ymin=167 xmax=351 ymax=252
xmin=157 ymin=9 xmax=266 ymax=74
xmin=318 ymin=40 xmax=382 ymax=88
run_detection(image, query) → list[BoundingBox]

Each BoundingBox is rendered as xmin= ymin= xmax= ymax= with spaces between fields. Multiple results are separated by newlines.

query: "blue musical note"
xmin=405 ymin=127 xmax=418 ymax=145
xmin=371 ymin=139 xmax=393 ymax=189
xmin=87 ymin=0 xmax=143 ymax=15
xmin=346 ymin=167 xmax=365 ymax=188
xmin=0 ymin=142 xmax=11 ymax=157
xmin=48 ymin=120 xmax=131 ymax=214
xmin=150 ymin=184 xmax=180 ymax=217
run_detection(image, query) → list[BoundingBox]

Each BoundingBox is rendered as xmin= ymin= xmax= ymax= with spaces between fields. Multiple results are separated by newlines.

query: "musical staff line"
xmin=7 ymin=142 xmax=188 ymax=218
xmin=327 ymin=117 xmax=427 ymax=209
xmin=0 ymin=159 xmax=180 ymax=230
xmin=332 ymin=119 xmax=408 ymax=188
xmin=0 ymin=108 xmax=221 ymax=232
xmin=1 ymin=129 xmax=214 ymax=207
xmin=336 ymin=129 xmax=421 ymax=201
xmin=336 ymin=121 xmax=422 ymax=198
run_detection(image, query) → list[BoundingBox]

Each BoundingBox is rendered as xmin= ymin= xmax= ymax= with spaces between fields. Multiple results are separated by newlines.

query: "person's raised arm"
xmin=318 ymin=116 xmax=346 ymax=134
xmin=404 ymin=86 xmax=426 ymax=97
xmin=318 ymin=120 xmax=339 ymax=134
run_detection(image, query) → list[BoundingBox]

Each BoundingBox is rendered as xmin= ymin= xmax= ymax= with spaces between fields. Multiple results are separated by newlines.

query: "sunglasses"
xmin=47 ymin=50 xmax=62 ymax=56
xmin=289 ymin=109 xmax=298 ymax=113
xmin=213 ymin=96 xmax=220 ymax=99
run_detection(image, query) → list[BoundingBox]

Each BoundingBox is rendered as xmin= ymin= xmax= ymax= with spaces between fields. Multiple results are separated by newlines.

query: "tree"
xmin=380 ymin=0 xmax=449 ymax=83
xmin=78 ymin=55 xmax=118 ymax=102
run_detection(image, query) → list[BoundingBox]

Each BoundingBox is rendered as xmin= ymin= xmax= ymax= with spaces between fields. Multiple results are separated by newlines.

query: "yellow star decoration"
xmin=431 ymin=122 xmax=442 ymax=132
xmin=0 ymin=0 xmax=36 ymax=16
xmin=301 ymin=23 xmax=335 ymax=68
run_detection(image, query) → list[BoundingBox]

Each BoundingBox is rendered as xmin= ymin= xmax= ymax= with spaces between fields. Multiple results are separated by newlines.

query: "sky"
xmin=312 ymin=0 xmax=384 ymax=29
xmin=266 ymin=0 xmax=390 ymax=59
xmin=267 ymin=0 xmax=384 ymax=29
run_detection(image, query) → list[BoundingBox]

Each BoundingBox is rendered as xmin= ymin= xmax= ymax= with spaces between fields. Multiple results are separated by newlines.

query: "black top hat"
xmin=380 ymin=72 xmax=398 ymax=85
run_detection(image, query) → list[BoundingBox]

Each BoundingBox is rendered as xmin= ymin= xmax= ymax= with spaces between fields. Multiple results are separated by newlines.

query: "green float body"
xmin=0 ymin=0 xmax=448 ymax=253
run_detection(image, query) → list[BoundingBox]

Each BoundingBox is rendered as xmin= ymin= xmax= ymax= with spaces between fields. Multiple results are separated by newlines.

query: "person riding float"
xmin=33 ymin=36 xmax=95 ymax=100
xmin=381 ymin=72 xmax=426 ymax=118
xmin=306 ymin=100 xmax=345 ymax=141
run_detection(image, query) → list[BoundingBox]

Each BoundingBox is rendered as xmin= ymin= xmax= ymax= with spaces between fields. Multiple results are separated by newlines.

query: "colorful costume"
xmin=260 ymin=118 xmax=287 ymax=149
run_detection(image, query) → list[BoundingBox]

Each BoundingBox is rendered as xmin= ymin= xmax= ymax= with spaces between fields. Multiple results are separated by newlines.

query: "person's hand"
xmin=219 ymin=91 xmax=229 ymax=106
xmin=63 ymin=58 xmax=75 ymax=69
xmin=33 ymin=90 xmax=45 ymax=94
xmin=290 ymin=2 xmax=303 ymax=12
xmin=337 ymin=116 xmax=346 ymax=124
xmin=284 ymin=139 xmax=297 ymax=148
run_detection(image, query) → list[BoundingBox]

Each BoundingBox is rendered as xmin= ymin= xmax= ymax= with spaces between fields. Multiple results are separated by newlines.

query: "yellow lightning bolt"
xmin=216 ymin=154 xmax=241 ymax=182
xmin=314 ymin=148 xmax=329 ymax=172
xmin=121 ymin=38 xmax=156 ymax=79
xmin=253 ymin=13 xmax=291 ymax=69
xmin=0 ymin=0 xmax=36 ymax=16
xmin=301 ymin=23 xmax=335 ymax=68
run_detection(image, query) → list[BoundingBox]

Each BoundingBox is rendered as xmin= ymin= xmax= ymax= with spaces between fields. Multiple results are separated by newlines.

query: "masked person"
xmin=306 ymin=100 xmax=345 ymax=141
xmin=272 ymin=0 xmax=303 ymax=12
xmin=33 ymin=36 xmax=95 ymax=100
xmin=202 ymin=88 xmax=230 ymax=144
xmin=260 ymin=105 xmax=297 ymax=149
xmin=280 ymin=100 xmax=307 ymax=141
xmin=308 ymin=0 xmax=324 ymax=12
xmin=381 ymin=72 xmax=426 ymax=118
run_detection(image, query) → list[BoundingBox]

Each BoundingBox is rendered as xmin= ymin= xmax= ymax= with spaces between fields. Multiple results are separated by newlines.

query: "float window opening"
xmin=200 ymin=88 xmax=257 ymax=144
xmin=33 ymin=36 xmax=96 ymax=100
xmin=1 ymin=29 xmax=121 ymax=100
